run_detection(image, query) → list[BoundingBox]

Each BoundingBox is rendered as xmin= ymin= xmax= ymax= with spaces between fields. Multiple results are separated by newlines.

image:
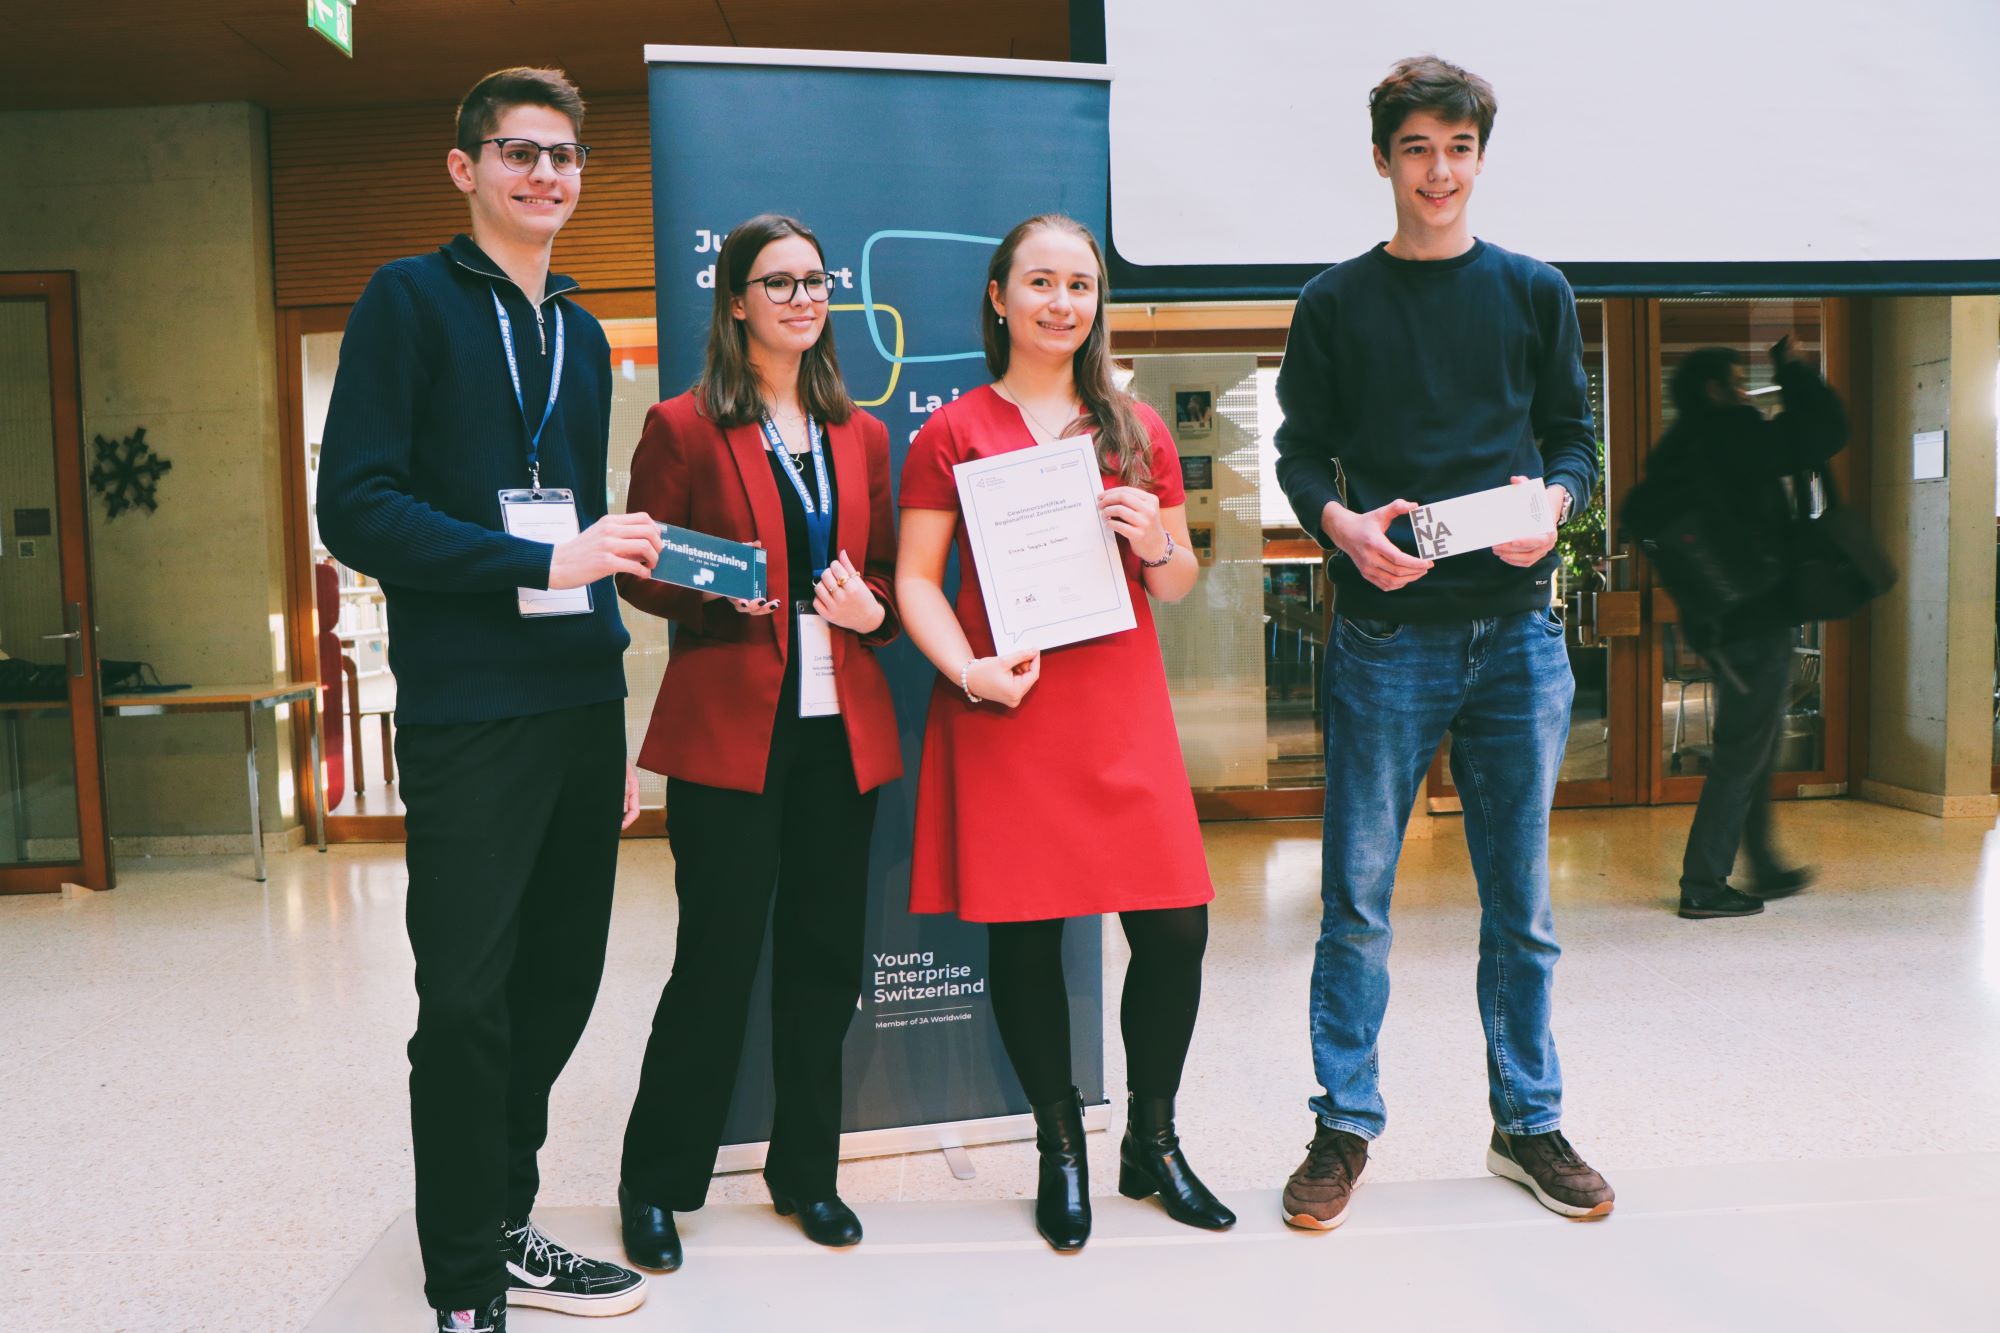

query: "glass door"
xmin=1428 ymin=299 xmax=1648 ymax=809
xmin=283 ymin=293 xmax=673 ymax=840
xmin=1647 ymin=298 xmax=1852 ymax=803
xmin=1114 ymin=339 xmax=1330 ymax=819
xmin=0 ymin=273 xmax=112 ymax=892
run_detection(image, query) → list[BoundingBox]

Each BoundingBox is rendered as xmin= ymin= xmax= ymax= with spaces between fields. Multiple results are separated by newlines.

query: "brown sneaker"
xmin=1280 ymin=1122 xmax=1368 ymax=1231
xmin=1486 ymin=1129 xmax=1615 ymax=1219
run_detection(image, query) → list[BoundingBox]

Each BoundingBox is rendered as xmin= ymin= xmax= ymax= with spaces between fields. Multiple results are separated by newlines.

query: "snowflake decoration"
xmin=89 ymin=427 xmax=172 ymax=519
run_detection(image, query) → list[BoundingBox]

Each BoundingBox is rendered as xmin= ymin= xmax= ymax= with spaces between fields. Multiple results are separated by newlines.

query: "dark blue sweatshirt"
xmin=317 ymin=235 xmax=629 ymax=725
xmin=1273 ymin=239 xmax=1598 ymax=623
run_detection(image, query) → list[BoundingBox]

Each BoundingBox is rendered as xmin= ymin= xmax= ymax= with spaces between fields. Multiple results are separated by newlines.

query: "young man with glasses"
xmin=318 ymin=67 xmax=659 ymax=1332
xmin=1271 ymin=56 xmax=1614 ymax=1231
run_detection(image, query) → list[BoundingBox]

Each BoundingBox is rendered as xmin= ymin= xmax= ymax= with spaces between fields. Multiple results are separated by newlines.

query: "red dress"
xmin=898 ymin=386 xmax=1215 ymax=923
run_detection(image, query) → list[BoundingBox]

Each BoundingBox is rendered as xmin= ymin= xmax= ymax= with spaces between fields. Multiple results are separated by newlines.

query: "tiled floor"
xmin=3 ymin=799 xmax=1997 ymax=1331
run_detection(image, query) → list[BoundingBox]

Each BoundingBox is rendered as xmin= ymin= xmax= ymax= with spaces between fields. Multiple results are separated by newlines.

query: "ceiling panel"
xmin=0 ymin=1 xmax=1069 ymax=112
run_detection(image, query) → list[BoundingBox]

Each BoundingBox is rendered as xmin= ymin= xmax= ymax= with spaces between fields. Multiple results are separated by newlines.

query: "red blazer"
xmin=617 ymin=392 xmax=903 ymax=794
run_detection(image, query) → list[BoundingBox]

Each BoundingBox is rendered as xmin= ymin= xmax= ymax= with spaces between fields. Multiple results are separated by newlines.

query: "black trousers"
xmin=1681 ymin=626 xmax=1795 ymax=891
xmin=622 ymin=711 xmax=878 ymax=1209
xmin=398 ymin=700 xmax=626 ymax=1310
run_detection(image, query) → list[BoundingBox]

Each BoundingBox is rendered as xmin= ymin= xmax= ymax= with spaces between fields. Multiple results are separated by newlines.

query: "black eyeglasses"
xmin=741 ymin=272 xmax=834 ymax=303
xmin=480 ymin=138 xmax=591 ymax=175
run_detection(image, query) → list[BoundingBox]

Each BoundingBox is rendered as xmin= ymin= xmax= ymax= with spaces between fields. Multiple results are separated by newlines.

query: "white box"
xmin=1410 ymin=479 xmax=1552 ymax=560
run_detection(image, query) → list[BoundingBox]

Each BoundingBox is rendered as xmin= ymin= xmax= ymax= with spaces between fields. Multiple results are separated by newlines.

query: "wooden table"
xmin=3 ymin=682 xmax=327 ymax=882
xmin=104 ymin=683 xmax=328 ymax=881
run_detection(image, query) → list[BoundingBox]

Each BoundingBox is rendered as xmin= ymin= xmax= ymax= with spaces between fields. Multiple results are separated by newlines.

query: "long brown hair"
xmin=698 ymin=214 xmax=855 ymax=428
xmin=980 ymin=214 xmax=1153 ymax=489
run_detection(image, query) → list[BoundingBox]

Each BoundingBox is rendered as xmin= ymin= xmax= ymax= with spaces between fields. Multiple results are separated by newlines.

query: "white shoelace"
xmin=505 ymin=1218 xmax=586 ymax=1276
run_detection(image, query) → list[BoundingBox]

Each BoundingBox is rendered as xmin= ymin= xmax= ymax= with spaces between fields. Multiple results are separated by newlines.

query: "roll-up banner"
xmin=645 ymin=46 xmax=1114 ymax=1164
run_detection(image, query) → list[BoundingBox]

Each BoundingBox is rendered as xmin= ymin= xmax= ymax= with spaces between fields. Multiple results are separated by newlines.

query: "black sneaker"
xmin=500 ymin=1216 xmax=649 ymax=1317
xmin=434 ymin=1296 xmax=505 ymax=1332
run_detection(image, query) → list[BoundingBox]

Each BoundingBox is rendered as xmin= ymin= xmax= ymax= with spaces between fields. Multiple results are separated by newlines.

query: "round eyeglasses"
xmin=480 ymin=138 xmax=591 ymax=175
xmin=743 ymin=272 xmax=834 ymax=303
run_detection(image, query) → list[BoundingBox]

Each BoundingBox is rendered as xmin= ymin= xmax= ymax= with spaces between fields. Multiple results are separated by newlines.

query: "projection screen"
xmin=1102 ymin=0 xmax=2000 ymax=288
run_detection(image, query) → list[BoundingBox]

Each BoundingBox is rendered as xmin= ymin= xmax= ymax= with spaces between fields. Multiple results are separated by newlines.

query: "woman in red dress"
xmin=894 ymin=214 xmax=1232 ymax=1251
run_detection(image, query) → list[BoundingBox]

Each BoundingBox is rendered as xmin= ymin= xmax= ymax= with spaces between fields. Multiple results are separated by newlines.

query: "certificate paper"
xmin=1410 ymin=479 xmax=1552 ymax=560
xmin=953 ymin=438 xmax=1137 ymax=654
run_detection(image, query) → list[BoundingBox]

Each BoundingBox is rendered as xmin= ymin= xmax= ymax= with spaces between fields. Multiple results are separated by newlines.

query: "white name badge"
xmin=499 ymin=488 xmax=593 ymax=618
xmin=797 ymin=611 xmax=841 ymax=717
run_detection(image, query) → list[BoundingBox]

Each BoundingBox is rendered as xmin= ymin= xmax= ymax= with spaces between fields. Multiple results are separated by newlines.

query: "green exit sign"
xmin=307 ymin=0 xmax=353 ymax=57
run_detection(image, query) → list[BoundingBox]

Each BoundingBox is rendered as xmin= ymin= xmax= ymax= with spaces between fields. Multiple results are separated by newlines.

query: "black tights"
xmin=985 ymin=905 xmax=1208 ymax=1106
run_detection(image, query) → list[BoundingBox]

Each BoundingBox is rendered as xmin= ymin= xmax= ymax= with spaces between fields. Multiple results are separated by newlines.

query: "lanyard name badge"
xmin=761 ymin=412 xmax=841 ymax=718
xmin=492 ymin=289 xmax=590 ymax=618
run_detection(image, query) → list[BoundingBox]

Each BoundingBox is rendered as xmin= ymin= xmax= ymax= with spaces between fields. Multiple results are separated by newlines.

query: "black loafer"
xmin=1678 ymin=883 xmax=1765 ymax=919
xmin=769 ymin=1185 xmax=862 ymax=1248
xmin=617 ymin=1183 xmax=683 ymax=1272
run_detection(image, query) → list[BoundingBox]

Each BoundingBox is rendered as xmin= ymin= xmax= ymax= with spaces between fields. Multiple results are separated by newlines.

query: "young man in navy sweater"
xmin=318 ymin=68 xmax=659 ymax=1332
xmin=1272 ymin=56 xmax=1615 ymax=1230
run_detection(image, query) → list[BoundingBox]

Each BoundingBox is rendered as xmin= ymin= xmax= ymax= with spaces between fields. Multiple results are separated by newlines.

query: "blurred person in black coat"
xmin=1626 ymin=338 xmax=1846 ymax=919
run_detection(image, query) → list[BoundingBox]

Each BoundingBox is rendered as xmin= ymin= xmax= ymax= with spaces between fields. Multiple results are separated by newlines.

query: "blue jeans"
xmin=1310 ymin=608 xmax=1574 ymax=1140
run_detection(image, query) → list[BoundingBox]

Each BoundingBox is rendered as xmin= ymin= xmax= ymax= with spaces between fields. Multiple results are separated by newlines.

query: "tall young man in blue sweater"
xmin=1273 ymin=57 xmax=1615 ymax=1230
xmin=319 ymin=68 xmax=659 ymax=1332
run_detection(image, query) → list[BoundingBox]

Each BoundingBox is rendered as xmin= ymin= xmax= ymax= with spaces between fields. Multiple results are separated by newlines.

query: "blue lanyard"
xmin=492 ymin=288 xmax=565 ymax=490
xmin=760 ymin=411 xmax=833 ymax=578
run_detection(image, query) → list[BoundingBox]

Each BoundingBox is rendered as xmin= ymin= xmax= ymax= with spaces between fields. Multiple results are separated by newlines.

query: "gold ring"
xmin=835 ymin=573 xmax=849 ymax=587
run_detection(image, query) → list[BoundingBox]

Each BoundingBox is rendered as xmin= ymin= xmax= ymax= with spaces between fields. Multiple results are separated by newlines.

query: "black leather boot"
xmin=1117 ymin=1094 xmax=1236 ymax=1230
xmin=1030 ymin=1087 xmax=1091 ymax=1252
xmin=768 ymin=1182 xmax=863 ymax=1248
xmin=617 ymin=1183 xmax=683 ymax=1272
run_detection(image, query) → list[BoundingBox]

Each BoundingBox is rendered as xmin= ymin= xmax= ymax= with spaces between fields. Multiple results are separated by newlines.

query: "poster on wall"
xmin=647 ymin=46 xmax=1114 ymax=1155
xmin=1172 ymin=385 xmax=1215 ymax=438
xmin=1188 ymin=521 xmax=1215 ymax=566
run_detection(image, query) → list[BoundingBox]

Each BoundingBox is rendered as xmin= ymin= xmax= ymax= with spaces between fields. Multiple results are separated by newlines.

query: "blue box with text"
xmin=648 ymin=524 xmax=767 ymax=601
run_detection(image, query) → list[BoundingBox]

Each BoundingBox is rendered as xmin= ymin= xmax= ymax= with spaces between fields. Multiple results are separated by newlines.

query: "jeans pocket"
xmin=1535 ymin=604 xmax=1566 ymax=637
xmin=1339 ymin=615 xmax=1404 ymax=647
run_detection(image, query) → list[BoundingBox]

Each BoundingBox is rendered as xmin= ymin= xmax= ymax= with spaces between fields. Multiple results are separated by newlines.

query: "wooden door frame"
xmin=1 ymin=272 xmax=112 ymax=893
xmin=1645 ymin=297 xmax=1859 ymax=805
xmin=276 ymin=305 xmax=369 ymax=841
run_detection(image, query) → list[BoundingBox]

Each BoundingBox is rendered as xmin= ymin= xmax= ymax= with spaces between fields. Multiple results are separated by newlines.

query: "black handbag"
xmin=0 ymin=657 xmax=171 ymax=701
xmin=0 ymin=657 xmax=67 ymax=701
xmin=99 ymin=659 xmax=168 ymax=692
xmin=1784 ymin=471 xmax=1896 ymax=622
xmin=1627 ymin=472 xmax=1788 ymax=623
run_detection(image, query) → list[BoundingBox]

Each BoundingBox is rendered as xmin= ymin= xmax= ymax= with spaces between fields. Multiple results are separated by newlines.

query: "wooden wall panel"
xmin=271 ymin=94 xmax=654 ymax=308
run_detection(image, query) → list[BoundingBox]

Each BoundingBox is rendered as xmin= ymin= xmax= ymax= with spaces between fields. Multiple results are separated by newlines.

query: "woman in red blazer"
xmin=613 ymin=214 xmax=900 ymax=1268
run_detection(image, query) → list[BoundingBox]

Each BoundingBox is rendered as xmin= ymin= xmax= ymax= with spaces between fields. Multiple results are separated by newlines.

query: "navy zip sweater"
xmin=1273 ymin=239 xmax=1599 ymax=623
xmin=317 ymin=234 xmax=629 ymax=725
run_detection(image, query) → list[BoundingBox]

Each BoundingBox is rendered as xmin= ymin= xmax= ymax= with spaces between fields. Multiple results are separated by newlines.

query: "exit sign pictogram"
xmin=307 ymin=0 xmax=353 ymax=57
